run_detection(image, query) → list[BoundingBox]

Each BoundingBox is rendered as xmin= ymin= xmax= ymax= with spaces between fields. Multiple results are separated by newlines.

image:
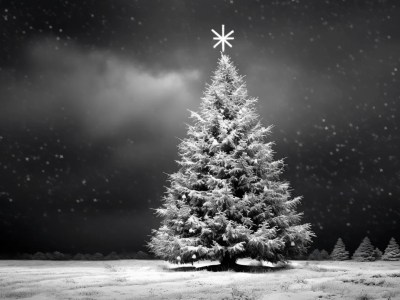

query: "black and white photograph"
xmin=0 ymin=0 xmax=399 ymax=299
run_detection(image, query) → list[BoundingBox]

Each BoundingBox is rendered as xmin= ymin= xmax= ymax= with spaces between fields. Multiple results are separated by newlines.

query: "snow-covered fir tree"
xmin=382 ymin=238 xmax=400 ymax=261
xmin=148 ymin=54 xmax=314 ymax=268
xmin=373 ymin=247 xmax=382 ymax=260
xmin=308 ymin=249 xmax=330 ymax=260
xmin=320 ymin=249 xmax=330 ymax=260
xmin=330 ymin=238 xmax=349 ymax=260
xmin=352 ymin=237 xmax=375 ymax=261
xmin=308 ymin=249 xmax=321 ymax=260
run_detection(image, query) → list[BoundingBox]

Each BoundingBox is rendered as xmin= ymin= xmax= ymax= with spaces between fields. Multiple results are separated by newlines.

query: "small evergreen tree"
xmin=32 ymin=252 xmax=47 ymax=260
xmin=73 ymin=253 xmax=85 ymax=260
xmin=308 ymin=249 xmax=321 ymax=260
xmin=382 ymin=238 xmax=400 ymax=261
xmin=105 ymin=251 xmax=120 ymax=260
xmin=52 ymin=251 xmax=66 ymax=260
xmin=136 ymin=251 xmax=151 ymax=259
xmin=320 ymin=249 xmax=330 ymax=260
xmin=352 ymin=237 xmax=375 ymax=261
xmin=148 ymin=54 xmax=314 ymax=268
xmin=45 ymin=252 xmax=55 ymax=260
xmin=373 ymin=248 xmax=382 ymax=260
xmin=91 ymin=252 xmax=104 ymax=260
xmin=330 ymin=238 xmax=349 ymax=260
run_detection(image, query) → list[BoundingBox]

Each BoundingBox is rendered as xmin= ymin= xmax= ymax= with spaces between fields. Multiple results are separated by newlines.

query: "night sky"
xmin=0 ymin=0 xmax=399 ymax=256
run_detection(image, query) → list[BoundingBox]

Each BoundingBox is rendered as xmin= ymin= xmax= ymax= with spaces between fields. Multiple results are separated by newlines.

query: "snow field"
xmin=0 ymin=259 xmax=399 ymax=299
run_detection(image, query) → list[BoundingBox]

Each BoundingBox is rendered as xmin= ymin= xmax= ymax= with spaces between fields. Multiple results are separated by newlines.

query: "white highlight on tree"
xmin=211 ymin=24 xmax=234 ymax=52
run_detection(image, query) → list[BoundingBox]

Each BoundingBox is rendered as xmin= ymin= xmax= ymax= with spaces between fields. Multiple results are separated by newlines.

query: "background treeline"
xmin=1 ymin=237 xmax=399 ymax=262
xmin=306 ymin=237 xmax=400 ymax=261
xmin=0 ymin=250 xmax=154 ymax=260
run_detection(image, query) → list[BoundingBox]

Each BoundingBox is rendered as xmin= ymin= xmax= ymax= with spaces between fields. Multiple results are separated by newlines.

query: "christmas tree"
xmin=352 ymin=237 xmax=375 ymax=261
xmin=148 ymin=54 xmax=313 ymax=268
xmin=330 ymin=238 xmax=349 ymax=260
xmin=382 ymin=238 xmax=400 ymax=261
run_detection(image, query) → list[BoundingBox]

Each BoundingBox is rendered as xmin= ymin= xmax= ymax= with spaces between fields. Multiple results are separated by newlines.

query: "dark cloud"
xmin=1 ymin=41 xmax=202 ymax=134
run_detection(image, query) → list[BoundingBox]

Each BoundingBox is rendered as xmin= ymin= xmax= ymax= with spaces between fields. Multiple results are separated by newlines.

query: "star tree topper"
xmin=211 ymin=24 xmax=234 ymax=52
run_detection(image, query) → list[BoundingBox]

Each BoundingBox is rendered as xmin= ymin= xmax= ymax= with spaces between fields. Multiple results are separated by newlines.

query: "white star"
xmin=211 ymin=24 xmax=234 ymax=52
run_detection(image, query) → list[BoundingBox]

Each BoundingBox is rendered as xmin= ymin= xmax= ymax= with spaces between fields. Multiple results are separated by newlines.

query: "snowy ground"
xmin=0 ymin=259 xmax=399 ymax=300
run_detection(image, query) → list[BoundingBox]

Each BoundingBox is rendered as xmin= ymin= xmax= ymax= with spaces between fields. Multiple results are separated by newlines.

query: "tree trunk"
xmin=219 ymin=254 xmax=237 ymax=269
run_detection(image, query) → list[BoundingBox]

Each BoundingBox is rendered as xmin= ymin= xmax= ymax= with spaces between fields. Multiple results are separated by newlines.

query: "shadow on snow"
xmin=168 ymin=262 xmax=291 ymax=273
